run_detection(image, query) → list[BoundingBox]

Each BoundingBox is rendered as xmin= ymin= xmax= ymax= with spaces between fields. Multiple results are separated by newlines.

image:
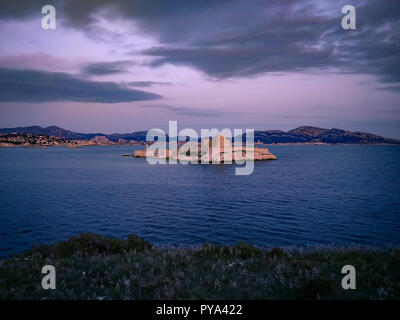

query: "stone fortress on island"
xmin=133 ymin=134 xmax=277 ymax=162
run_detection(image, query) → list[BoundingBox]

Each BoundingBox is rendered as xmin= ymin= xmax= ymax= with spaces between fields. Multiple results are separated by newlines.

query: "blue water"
xmin=0 ymin=145 xmax=399 ymax=257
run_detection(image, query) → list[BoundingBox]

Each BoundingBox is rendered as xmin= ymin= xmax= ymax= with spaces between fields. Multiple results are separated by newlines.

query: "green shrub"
xmin=127 ymin=235 xmax=152 ymax=252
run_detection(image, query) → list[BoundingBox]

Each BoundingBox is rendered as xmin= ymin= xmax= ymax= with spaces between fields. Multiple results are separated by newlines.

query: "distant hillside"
xmin=251 ymin=126 xmax=400 ymax=145
xmin=0 ymin=126 xmax=145 ymax=142
xmin=0 ymin=132 xmax=71 ymax=147
xmin=0 ymin=126 xmax=102 ymax=140
xmin=107 ymin=131 xmax=150 ymax=142
xmin=0 ymin=125 xmax=399 ymax=144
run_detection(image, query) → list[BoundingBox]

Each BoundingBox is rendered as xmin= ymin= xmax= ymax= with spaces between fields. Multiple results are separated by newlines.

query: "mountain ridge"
xmin=0 ymin=125 xmax=399 ymax=145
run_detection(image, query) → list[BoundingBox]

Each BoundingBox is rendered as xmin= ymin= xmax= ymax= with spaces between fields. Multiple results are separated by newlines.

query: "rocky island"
xmin=134 ymin=134 xmax=278 ymax=162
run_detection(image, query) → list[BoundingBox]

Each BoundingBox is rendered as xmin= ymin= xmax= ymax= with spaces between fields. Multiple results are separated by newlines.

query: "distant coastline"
xmin=1 ymin=125 xmax=399 ymax=148
xmin=0 ymin=132 xmax=144 ymax=148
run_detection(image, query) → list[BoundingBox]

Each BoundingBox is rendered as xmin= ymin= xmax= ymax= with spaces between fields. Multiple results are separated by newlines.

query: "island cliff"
xmin=134 ymin=135 xmax=277 ymax=162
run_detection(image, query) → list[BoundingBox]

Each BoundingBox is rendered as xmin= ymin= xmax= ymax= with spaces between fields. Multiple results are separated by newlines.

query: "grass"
xmin=0 ymin=233 xmax=399 ymax=300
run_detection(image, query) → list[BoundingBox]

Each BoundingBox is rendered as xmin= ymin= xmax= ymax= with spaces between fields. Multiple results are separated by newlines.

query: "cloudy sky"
xmin=0 ymin=0 xmax=399 ymax=137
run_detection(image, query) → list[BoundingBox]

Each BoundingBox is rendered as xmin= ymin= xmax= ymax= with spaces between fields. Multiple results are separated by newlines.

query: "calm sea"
xmin=0 ymin=145 xmax=399 ymax=256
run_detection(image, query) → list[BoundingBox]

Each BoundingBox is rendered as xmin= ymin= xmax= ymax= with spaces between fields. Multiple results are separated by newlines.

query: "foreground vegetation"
xmin=0 ymin=233 xmax=399 ymax=300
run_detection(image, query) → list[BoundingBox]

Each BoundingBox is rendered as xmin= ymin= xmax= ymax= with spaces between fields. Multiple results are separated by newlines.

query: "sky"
xmin=0 ymin=0 xmax=399 ymax=138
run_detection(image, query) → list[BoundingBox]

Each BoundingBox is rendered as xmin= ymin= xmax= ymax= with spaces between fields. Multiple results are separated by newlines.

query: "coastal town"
xmin=0 ymin=132 xmax=141 ymax=148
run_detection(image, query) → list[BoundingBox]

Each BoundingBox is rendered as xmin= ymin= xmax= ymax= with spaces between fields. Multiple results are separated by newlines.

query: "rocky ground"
xmin=0 ymin=233 xmax=399 ymax=300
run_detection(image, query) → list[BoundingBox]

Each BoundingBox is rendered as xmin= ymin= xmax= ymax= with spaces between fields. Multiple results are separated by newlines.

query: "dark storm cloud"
xmin=144 ymin=45 xmax=339 ymax=79
xmin=0 ymin=68 xmax=161 ymax=103
xmin=81 ymin=60 xmax=132 ymax=76
xmin=0 ymin=0 xmax=399 ymax=83
xmin=137 ymin=0 xmax=400 ymax=82
xmin=127 ymin=81 xmax=172 ymax=87
xmin=0 ymin=0 xmax=227 ymax=30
